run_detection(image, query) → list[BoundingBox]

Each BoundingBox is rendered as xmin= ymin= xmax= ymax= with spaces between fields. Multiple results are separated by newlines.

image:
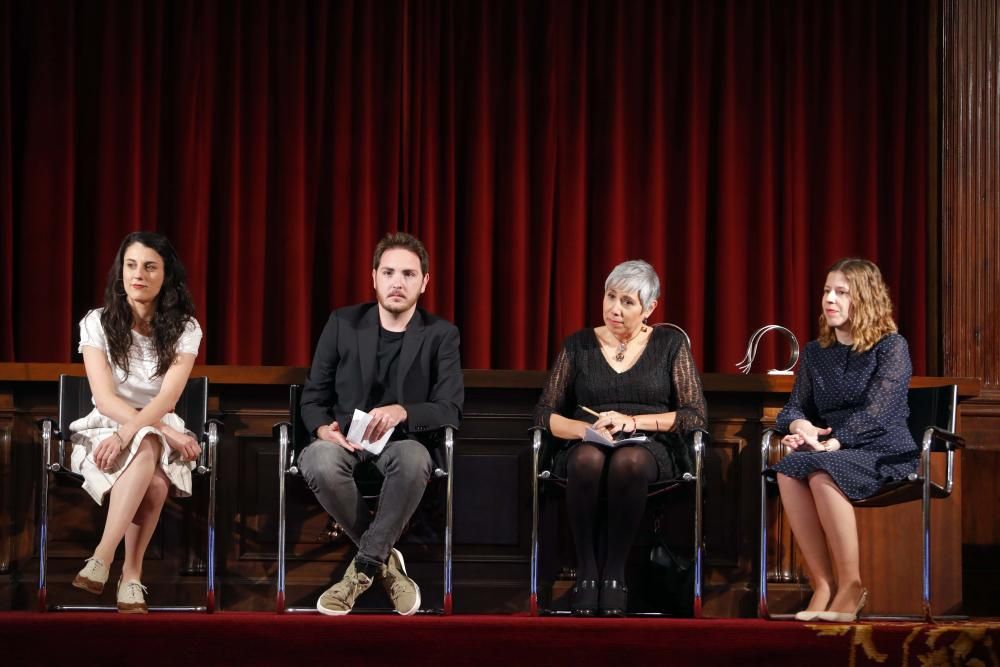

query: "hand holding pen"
xmin=579 ymin=405 xmax=639 ymax=435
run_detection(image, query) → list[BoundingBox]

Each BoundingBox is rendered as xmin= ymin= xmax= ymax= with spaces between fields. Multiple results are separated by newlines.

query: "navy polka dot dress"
xmin=767 ymin=333 xmax=918 ymax=500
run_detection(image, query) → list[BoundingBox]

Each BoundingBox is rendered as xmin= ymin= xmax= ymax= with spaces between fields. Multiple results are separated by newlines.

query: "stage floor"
xmin=2 ymin=613 xmax=999 ymax=666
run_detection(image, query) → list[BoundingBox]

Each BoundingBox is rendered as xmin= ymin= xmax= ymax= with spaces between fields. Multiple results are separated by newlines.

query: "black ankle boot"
xmin=599 ymin=579 xmax=628 ymax=617
xmin=571 ymin=579 xmax=599 ymax=617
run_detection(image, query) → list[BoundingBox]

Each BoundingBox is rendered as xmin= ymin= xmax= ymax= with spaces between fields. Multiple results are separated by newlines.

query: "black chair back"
xmin=906 ymin=385 xmax=957 ymax=445
xmin=58 ymin=376 xmax=95 ymax=436
xmin=288 ymin=384 xmax=312 ymax=458
xmin=58 ymin=374 xmax=208 ymax=440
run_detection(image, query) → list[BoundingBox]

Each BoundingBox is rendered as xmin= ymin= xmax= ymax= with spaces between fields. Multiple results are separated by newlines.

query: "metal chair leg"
xmin=443 ymin=427 xmax=454 ymax=615
xmin=758 ymin=429 xmax=774 ymax=619
xmin=205 ymin=421 xmax=219 ymax=613
xmin=277 ymin=424 xmax=289 ymax=613
xmin=38 ymin=419 xmax=53 ymax=613
xmin=921 ymin=431 xmax=933 ymax=622
xmin=692 ymin=430 xmax=704 ymax=618
xmin=529 ymin=429 xmax=541 ymax=616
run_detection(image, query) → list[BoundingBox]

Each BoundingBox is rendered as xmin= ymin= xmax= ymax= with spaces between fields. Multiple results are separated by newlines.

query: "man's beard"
xmin=378 ymin=293 xmax=416 ymax=314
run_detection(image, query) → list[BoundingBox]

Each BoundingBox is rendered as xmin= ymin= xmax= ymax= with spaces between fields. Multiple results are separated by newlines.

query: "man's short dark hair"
xmin=372 ymin=232 xmax=429 ymax=275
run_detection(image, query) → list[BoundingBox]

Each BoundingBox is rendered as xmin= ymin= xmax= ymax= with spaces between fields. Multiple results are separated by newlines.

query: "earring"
xmin=641 ymin=317 xmax=648 ymax=333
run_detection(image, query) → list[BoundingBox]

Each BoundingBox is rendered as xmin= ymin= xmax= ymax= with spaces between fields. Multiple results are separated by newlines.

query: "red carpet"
xmin=2 ymin=613 xmax=998 ymax=666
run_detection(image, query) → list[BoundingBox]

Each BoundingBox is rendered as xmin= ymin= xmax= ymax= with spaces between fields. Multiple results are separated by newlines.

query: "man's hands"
xmin=363 ymin=404 xmax=407 ymax=443
xmin=317 ymin=405 xmax=408 ymax=453
xmin=317 ymin=420 xmax=361 ymax=452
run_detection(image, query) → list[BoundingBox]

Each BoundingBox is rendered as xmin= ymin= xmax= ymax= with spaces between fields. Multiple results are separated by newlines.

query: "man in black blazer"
xmin=298 ymin=232 xmax=463 ymax=616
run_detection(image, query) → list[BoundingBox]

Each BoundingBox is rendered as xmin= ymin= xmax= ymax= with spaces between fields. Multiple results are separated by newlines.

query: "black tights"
xmin=565 ymin=443 xmax=657 ymax=582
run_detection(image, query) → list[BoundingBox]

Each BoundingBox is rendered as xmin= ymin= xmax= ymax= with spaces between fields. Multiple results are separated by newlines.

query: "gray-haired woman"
xmin=535 ymin=260 xmax=707 ymax=616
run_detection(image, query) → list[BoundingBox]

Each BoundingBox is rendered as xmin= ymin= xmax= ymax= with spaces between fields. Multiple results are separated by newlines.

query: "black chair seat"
xmin=851 ymin=478 xmax=949 ymax=508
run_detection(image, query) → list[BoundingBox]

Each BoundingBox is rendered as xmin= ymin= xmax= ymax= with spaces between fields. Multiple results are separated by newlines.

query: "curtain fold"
xmin=1 ymin=0 xmax=931 ymax=372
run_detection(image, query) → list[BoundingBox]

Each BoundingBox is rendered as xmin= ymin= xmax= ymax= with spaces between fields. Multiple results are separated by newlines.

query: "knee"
xmin=384 ymin=441 xmax=432 ymax=483
xmin=298 ymin=441 xmax=354 ymax=488
xmin=608 ymin=451 xmax=652 ymax=484
xmin=567 ymin=447 xmax=605 ymax=479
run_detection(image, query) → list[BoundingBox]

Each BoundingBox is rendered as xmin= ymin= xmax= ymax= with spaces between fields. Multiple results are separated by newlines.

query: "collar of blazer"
xmin=357 ymin=305 xmax=427 ymax=406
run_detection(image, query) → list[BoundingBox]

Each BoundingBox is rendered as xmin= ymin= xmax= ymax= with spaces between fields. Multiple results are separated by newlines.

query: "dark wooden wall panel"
xmin=942 ymin=0 xmax=1000 ymax=616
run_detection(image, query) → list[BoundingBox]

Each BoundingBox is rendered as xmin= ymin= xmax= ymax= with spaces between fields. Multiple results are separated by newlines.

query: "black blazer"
xmin=300 ymin=302 xmax=464 ymax=438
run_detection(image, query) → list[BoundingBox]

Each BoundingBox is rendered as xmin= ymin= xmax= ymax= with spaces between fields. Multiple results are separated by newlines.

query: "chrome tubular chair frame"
xmin=758 ymin=385 xmax=964 ymax=622
xmin=529 ymin=426 xmax=707 ymax=618
xmin=274 ymin=384 xmax=455 ymax=614
xmin=37 ymin=375 xmax=221 ymax=612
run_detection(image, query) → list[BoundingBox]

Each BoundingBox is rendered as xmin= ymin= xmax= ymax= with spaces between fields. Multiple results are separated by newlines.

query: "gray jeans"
xmin=297 ymin=438 xmax=432 ymax=567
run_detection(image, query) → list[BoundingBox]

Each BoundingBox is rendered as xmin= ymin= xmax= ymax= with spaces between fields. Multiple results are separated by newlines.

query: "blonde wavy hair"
xmin=817 ymin=258 xmax=897 ymax=352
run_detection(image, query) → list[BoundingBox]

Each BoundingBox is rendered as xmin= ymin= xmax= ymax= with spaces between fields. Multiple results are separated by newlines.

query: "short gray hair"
xmin=604 ymin=260 xmax=660 ymax=309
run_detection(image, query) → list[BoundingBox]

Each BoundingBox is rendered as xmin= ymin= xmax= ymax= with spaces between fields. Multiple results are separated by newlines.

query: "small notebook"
xmin=583 ymin=427 xmax=650 ymax=448
xmin=346 ymin=409 xmax=395 ymax=455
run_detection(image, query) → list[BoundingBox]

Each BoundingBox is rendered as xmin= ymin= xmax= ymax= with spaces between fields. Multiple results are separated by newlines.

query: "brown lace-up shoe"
xmin=317 ymin=559 xmax=374 ymax=616
xmin=381 ymin=548 xmax=421 ymax=615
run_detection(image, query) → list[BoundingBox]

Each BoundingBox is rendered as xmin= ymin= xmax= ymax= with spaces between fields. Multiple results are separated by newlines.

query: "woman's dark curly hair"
xmin=101 ymin=232 xmax=196 ymax=379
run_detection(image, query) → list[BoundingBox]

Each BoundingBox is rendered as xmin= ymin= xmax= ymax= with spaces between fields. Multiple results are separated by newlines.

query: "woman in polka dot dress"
xmin=768 ymin=258 xmax=916 ymax=622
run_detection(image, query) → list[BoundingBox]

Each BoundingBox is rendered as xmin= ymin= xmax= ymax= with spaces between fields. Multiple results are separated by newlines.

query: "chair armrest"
xmin=196 ymin=419 xmax=223 ymax=474
xmin=760 ymin=428 xmax=782 ymax=475
xmin=272 ymin=421 xmax=296 ymax=470
xmin=925 ymin=426 xmax=965 ymax=452
xmin=37 ymin=417 xmax=64 ymax=472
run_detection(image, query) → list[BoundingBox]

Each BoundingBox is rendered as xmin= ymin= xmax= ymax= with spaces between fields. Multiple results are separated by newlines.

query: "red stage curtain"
xmin=0 ymin=0 xmax=930 ymax=372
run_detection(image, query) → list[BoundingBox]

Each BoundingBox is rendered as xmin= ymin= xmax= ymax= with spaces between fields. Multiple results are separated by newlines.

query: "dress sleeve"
xmin=534 ymin=343 xmax=574 ymax=429
xmin=776 ymin=345 xmax=817 ymax=433
xmin=669 ymin=340 xmax=707 ymax=435
xmin=175 ymin=318 xmax=203 ymax=356
xmin=78 ymin=309 xmax=107 ymax=353
xmin=833 ymin=335 xmax=912 ymax=449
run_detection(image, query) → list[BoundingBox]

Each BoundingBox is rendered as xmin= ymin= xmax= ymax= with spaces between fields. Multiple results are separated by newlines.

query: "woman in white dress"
xmin=70 ymin=232 xmax=203 ymax=613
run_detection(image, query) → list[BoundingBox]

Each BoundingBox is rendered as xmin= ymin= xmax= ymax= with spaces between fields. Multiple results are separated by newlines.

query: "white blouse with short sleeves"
xmin=78 ymin=308 xmax=202 ymax=409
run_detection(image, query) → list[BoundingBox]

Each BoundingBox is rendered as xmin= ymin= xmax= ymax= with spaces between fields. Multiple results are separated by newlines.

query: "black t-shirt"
xmin=368 ymin=325 xmax=405 ymax=408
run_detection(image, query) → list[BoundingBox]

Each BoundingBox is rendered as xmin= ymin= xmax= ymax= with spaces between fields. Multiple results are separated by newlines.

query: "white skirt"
xmin=69 ymin=408 xmax=196 ymax=505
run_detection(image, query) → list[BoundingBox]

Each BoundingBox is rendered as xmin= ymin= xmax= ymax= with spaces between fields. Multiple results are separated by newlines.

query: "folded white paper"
xmin=346 ymin=409 xmax=394 ymax=455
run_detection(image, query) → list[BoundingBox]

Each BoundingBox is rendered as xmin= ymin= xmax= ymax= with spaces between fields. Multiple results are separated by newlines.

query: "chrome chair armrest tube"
xmin=925 ymin=426 xmax=966 ymax=451
xmin=39 ymin=419 xmax=54 ymax=610
xmin=276 ymin=422 xmax=289 ymax=612
xmin=758 ymin=428 xmax=778 ymax=618
xmin=530 ymin=428 xmax=542 ymax=616
xmin=444 ymin=426 xmax=454 ymax=615
xmin=691 ymin=429 xmax=706 ymax=618
xmin=205 ymin=420 xmax=220 ymax=612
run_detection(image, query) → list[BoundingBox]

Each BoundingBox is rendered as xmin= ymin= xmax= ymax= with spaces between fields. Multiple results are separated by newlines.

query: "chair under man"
xmin=758 ymin=384 xmax=965 ymax=622
xmin=529 ymin=323 xmax=708 ymax=617
xmin=272 ymin=384 xmax=456 ymax=614
xmin=38 ymin=375 xmax=221 ymax=612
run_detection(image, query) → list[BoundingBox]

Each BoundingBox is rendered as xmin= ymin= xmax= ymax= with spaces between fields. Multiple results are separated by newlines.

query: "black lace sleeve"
xmin=535 ymin=344 xmax=573 ymax=429
xmin=775 ymin=344 xmax=817 ymax=434
xmin=670 ymin=341 xmax=708 ymax=435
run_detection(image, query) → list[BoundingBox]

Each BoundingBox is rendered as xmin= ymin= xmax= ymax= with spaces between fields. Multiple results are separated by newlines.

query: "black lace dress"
xmin=535 ymin=326 xmax=708 ymax=482
xmin=766 ymin=333 xmax=918 ymax=500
